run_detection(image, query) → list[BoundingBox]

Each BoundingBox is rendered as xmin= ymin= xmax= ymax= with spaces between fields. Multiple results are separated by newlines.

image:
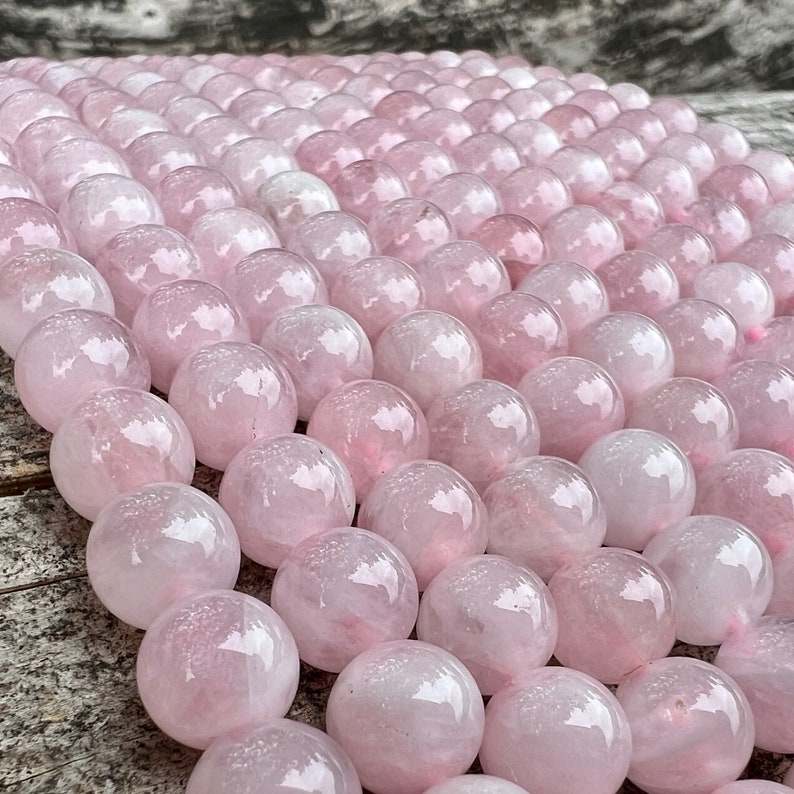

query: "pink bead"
xmin=411 ymin=108 xmax=474 ymax=151
xmin=568 ymin=89 xmax=621 ymax=127
xmin=481 ymin=667 xmax=632 ymax=794
xmin=452 ymin=132 xmax=521 ymax=184
xmin=654 ymin=132 xmax=717 ymax=182
xmin=219 ymin=433 xmax=354 ymax=568
xmin=648 ymin=97 xmax=699 ymax=134
xmin=294 ymin=130 xmax=364 ymax=183
xmin=126 ymin=131 xmax=207 ymax=190
xmin=13 ymin=115 xmax=93 ymax=164
xmin=502 ymin=87 xmax=552 ymax=122
xmin=467 ymin=75 xmax=511 ymax=101
xmin=0 ymin=74 xmax=37 ymax=103
xmin=425 ymin=379 xmax=539 ymax=494
xmin=544 ymin=144 xmax=613 ymax=203
xmin=217 ymin=137 xmax=296 ymax=204
xmin=744 ymin=149 xmax=794 ymax=202
xmin=424 ymin=172 xmax=502 ymax=236
xmin=417 ymin=554 xmax=557 ymax=694
xmin=369 ymin=197 xmax=456 ymax=266
xmin=711 ymin=783 xmax=794 ymax=794
xmin=549 ymin=547 xmax=677 ymax=684
xmin=597 ymin=249 xmax=679 ymax=317
xmin=733 ymin=234 xmax=794 ymax=313
xmin=485 ymin=456 xmax=606 ymax=581
xmin=587 ymin=126 xmax=648 ymax=180
xmin=591 ymin=181 xmax=665 ymax=249
xmin=468 ymin=213 xmax=545 ymax=287
xmin=634 ymin=156 xmax=699 ymax=222
xmin=616 ymin=657 xmax=755 ymax=794
xmin=189 ymin=115 xmax=252 ymax=162
xmin=199 ymin=72 xmax=255 ymax=110
xmin=186 ymin=718 xmax=362 ymax=794
xmin=700 ymin=164 xmax=773 ymax=220
xmin=326 ymin=640 xmax=484 ymax=794
xmin=684 ymin=196 xmax=753 ymax=260
xmin=641 ymin=222 xmax=716 ymax=296
xmin=382 ymin=140 xmax=457 ymax=196
xmin=78 ymin=87 xmax=139 ymax=133
xmin=136 ymin=590 xmax=299 ymax=749
xmin=538 ymin=103 xmax=597 ymax=146
xmin=0 ymin=197 xmax=73 ymax=263
xmin=769 ymin=540 xmax=794 ymax=616
xmin=313 ymin=92 xmax=370 ymax=130
xmin=544 ymin=206 xmax=624 ymax=270
xmin=161 ymin=96 xmax=222 ymax=137
xmin=347 ymin=116 xmax=407 ymax=158
xmin=100 ymin=107 xmax=172 ymax=151
xmin=698 ymin=121 xmax=751 ymax=166
xmin=0 ymin=88 xmax=76 ymax=142
xmin=612 ymin=108 xmax=668 ymax=151
xmin=644 ymin=514 xmax=772 ymax=645
xmin=343 ymin=74 xmax=392 ymax=108
xmin=423 ymin=776 xmax=529 ymax=794
xmin=132 ymin=278 xmax=250 ymax=393
xmin=498 ymin=166 xmax=572 ymax=228
xmin=50 ymin=387 xmax=195 ymax=521
xmin=746 ymin=315 xmax=794 ymax=370
xmin=426 ymin=84 xmax=473 ymax=112
xmin=463 ymin=98 xmax=518 ymax=133
xmin=227 ymin=89 xmax=287 ymax=131
xmin=86 ymin=483 xmax=240 ymax=630
xmin=754 ymin=201 xmax=794 ymax=239
xmin=501 ymin=119 xmax=562 ymax=164
xmin=375 ymin=90 xmax=433 ymax=129
xmin=137 ymin=80 xmax=191 ymax=113
xmin=271 ymin=527 xmax=419 ymax=672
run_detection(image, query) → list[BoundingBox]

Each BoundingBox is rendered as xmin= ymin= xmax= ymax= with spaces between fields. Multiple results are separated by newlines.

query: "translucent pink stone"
xmin=271 ymin=527 xmax=418 ymax=672
xmin=568 ymin=89 xmax=621 ymax=127
xmin=648 ymin=97 xmax=699 ymax=134
xmin=549 ymin=547 xmax=677 ymax=684
xmin=347 ymin=116 xmax=407 ymax=158
xmin=654 ymin=132 xmax=717 ymax=182
xmin=655 ymin=298 xmax=744 ymax=380
xmin=426 ymin=84 xmax=473 ymax=112
xmin=544 ymin=205 xmax=624 ymax=270
xmin=294 ymin=130 xmax=363 ymax=184
xmin=498 ymin=166 xmax=572 ymax=228
xmin=544 ymin=144 xmax=613 ymax=204
xmin=186 ymin=718 xmax=362 ymax=794
xmin=369 ymin=197 xmax=456 ymax=266
xmin=423 ymin=775 xmax=529 ymax=794
xmin=732 ymin=234 xmax=794 ymax=314
xmin=215 ymin=139 xmax=296 ymax=209
xmin=261 ymin=304 xmax=373 ymax=421
xmin=425 ymin=378 xmax=539 ymax=493
xmin=160 ymin=97 xmax=221 ymax=137
xmin=612 ymin=108 xmax=668 ymax=151
xmin=570 ymin=311 xmax=674 ymax=408
xmin=644 ymin=513 xmax=772 ymax=645
xmin=0 ymin=163 xmax=41 ymax=202
xmin=0 ymin=197 xmax=73 ymax=263
xmin=609 ymin=82 xmax=652 ymax=110
xmin=480 ymin=667 xmax=632 ymax=794
xmin=411 ymin=108 xmax=474 ymax=151
xmin=86 ymin=482 xmax=240 ymax=630
xmin=501 ymin=119 xmax=561 ymax=164
xmin=50 ymin=387 xmax=195 ymax=521
xmin=0 ymin=247 xmax=114 ymax=358
xmin=769 ymin=538 xmax=794 ymax=616
xmin=587 ymin=126 xmax=648 ymax=180
xmin=137 ymin=80 xmax=191 ymax=113
xmin=698 ymin=121 xmax=751 ymax=166
xmin=484 ymin=456 xmax=606 ymax=581
xmin=683 ymin=197 xmax=752 ymax=260
xmin=597 ymin=250 xmax=679 ymax=317
xmin=0 ymin=88 xmax=76 ymax=142
xmin=468 ymin=213 xmax=545 ymax=287
xmin=746 ymin=316 xmax=794 ymax=370
xmin=280 ymin=78 xmax=331 ymax=109
xmin=375 ymin=90 xmax=433 ymax=129
xmin=711 ymin=783 xmax=794 ymax=794
xmin=199 ymin=72 xmax=255 ymax=110
xmin=125 ymin=131 xmax=207 ymax=190
xmin=344 ymin=74 xmax=392 ymax=108
xmin=132 ymin=278 xmax=250 ymax=393
xmin=15 ymin=308 xmax=151 ymax=432
xmin=540 ymin=104 xmax=597 ymax=145
xmin=16 ymin=116 xmax=91 ymax=164
xmin=227 ymin=89 xmax=287 ymax=131
xmin=357 ymin=458 xmax=485 ymax=589
xmin=326 ymin=640 xmax=484 ymax=794
xmin=467 ymin=75 xmax=511 ymax=101
xmin=744 ymin=149 xmax=794 ymax=202
xmin=700 ymin=164 xmax=773 ymax=220
xmin=616 ymin=657 xmax=755 ymax=794
xmin=640 ymin=222 xmax=716 ymax=296
xmin=634 ymin=156 xmax=699 ymax=223
xmin=136 ymin=590 xmax=299 ymax=750
xmin=312 ymin=92 xmax=370 ymax=131
xmin=452 ymin=132 xmax=522 ymax=185
xmin=257 ymin=107 xmax=324 ymax=151
xmin=417 ymin=554 xmax=557 ymax=694
xmin=78 ymin=87 xmax=139 ymax=133
xmin=424 ymin=172 xmax=502 ymax=236
xmin=592 ymin=182 xmax=665 ymax=249
xmin=99 ymin=107 xmax=172 ymax=151
xmin=382 ymin=140 xmax=456 ymax=197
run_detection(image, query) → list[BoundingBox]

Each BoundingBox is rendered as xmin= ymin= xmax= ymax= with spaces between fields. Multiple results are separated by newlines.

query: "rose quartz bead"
xmin=0 ymin=247 xmax=114 ymax=358
xmin=596 ymin=250 xmax=679 ymax=318
xmin=375 ymin=91 xmax=433 ymax=130
xmin=517 ymin=356 xmax=625 ymax=460
xmin=227 ymin=89 xmax=287 ymax=131
xmin=15 ymin=308 xmax=151 ymax=432
xmin=616 ymin=657 xmax=755 ymax=794
xmin=426 ymin=84 xmax=472 ymax=112
xmin=643 ymin=514 xmax=772 ymax=645
xmin=50 ymin=387 xmax=195 ymax=521
xmin=746 ymin=316 xmax=794 ymax=371
xmin=417 ymin=554 xmax=557 ymax=694
xmin=485 ymin=456 xmax=606 ymax=581
xmin=294 ymin=130 xmax=363 ymax=184
xmin=608 ymin=82 xmax=652 ymax=110
xmin=481 ymin=667 xmax=632 ymax=794
xmin=0 ymin=89 xmax=76 ymax=142
xmin=579 ymin=428 xmax=695 ymax=550
xmin=132 ymin=278 xmax=250 ymax=393
xmin=540 ymin=104 xmax=597 ymax=144
xmin=769 ymin=540 xmax=794 ymax=615
xmin=19 ymin=117 xmax=92 ymax=167
xmin=712 ymin=783 xmax=794 ymax=794
xmin=634 ymin=156 xmax=699 ymax=223
xmin=732 ymin=234 xmax=794 ymax=314
xmin=425 ymin=379 xmax=539 ymax=493
xmin=468 ymin=213 xmax=545 ymax=287
xmin=78 ymin=88 xmax=138 ymax=133
xmin=700 ymin=164 xmax=773 ymax=220
xmin=648 ymin=97 xmax=699 ymax=134
xmin=271 ymin=527 xmax=419 ymax=672
xmin=411 ymin=108 xmax=474 ymax=151
xmin=186 ymin=718 xmax=362 ymax=794
xmin=570 ymin=311 xmax=674 ymax=408
xmin=369 ymin=197 xmax=456 ymax=267
xmin=99 ymin=107 xmax=172 ymax=151
xmin=586 ymin=127 xmax=647 ymax=181
xmin=347 ymin=116 xmax=407 ymax=158
xmin=568 ymin=89 xmax=621 ymax=127
xmin=467 ymin=75 xmax=512 ymax=101
xmin=161 ymin=97 xmax=222 ymax=137
xmin=528 ymin=79 xmax=574 ymax=104
xmin=381 ymin=140 xmax=456 ymax=197
xmin=424 ymin=775 xmax=529 ymax=794
xmin=612 ymin=108 xmax=668 ymax=151
xmin=261 ymin=304 xmax=373 ymax=421
xmin=424 ymin=172 xmax=502 ymax=236
xmin=501 ymin=119 xmax=561 ymax=164
xmin=0 ymin=74 xmax=36 ymax=103
xmin=326 ymin=640 xmax=484 ymax=794
xmin=698 ymin=121 xmax=751 ymax=166
xmin=592 ymin=182 xmax=665 ymax=249
xmin=125 ymin=131 xmax=207 ymax=190
xmin=641 ymin=223 xmax=716 ymax=296
xmin=545 ymin=144 xmax=613 ymax=203
xmin=215 ymin=138 xmax=295 ymax=207
xmin=86 ymin=483 xmax=240 ymax=630
xmin=260 ymin=107 xmax=325 ymax=152
xmin=655 ymin=132 xmax=717 ymax=182
xmin=682 ymin=196 xmax=752 ymax=260
xmin=312 ymin=93 xmax=370 ymax=131
xmin=498 ymin=166 xmax=572 ymax=227
xmin=312 ymin=64 xmax=357 ymax=90
xmin=344 ymin=74 xmax=392 ymax=108
xmin=136 ymin=590 xmax=299 ymax=750
xmin=199 ymin=72 xmax=255 ymax=110
xmin=544 ymin=205 xmax=624 ymax=270
xmin=549 ymin=547 xmax=676 ymax=684
xmin=745 ymin=149 xmax=794 ymax=202
xmin=137 ymin=80 xmax=191 ymax=114
xmin=0 ymin=197 xmax=73 ymax=263
xmin=452 ymin=132 xmax=522 ymax=184
xmin=189 ymin=115 xmax=253 ymax=162
xmin=280 ymin=78 xmax=330 ymax=109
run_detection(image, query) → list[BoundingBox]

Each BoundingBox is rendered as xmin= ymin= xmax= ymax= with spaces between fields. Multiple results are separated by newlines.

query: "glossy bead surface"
xmin=597 ymin=250 xmax=679 ymax=318
xmin=0 ymin=197 xmax=74 ymax=263
xmin=543 ymin=205 xmax=624 ymax=271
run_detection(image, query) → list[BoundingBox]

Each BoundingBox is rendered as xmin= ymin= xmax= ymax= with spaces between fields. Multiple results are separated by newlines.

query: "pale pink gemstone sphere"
xmin=326 ymin=640 xmax=485 ymax=794
xmin=416 ymin=554 xmax=557 ymax=694
xmin=294 ymin=130 xmax=364 ymax=183
xmin=0 ymin=247 xmax=114 ymax=358
xmin=648 ymin=96 xmax=699 ymax=134
xmin=468 ymin=213 xmax=545 ymax=287
xmin=14 ymin=308 xmax=151 ymax=432
xmin=698 ymin=121 xmax=751 ymax=166
xmin=745 ymin=316 xmax=794 ymax=370
xmin=261 ymin=303 xmax=373 ymax=421
xmin=358 ymin=459 xmax=486 ymax=589
xmin=219 ymin=433 xmax=355 ymax=568
xmin=641 ymin=222 xmax=716 ymax=297
xmin=655 ymin=132 xmax=717 ymax=182
xmin=753 ymin=201 xmax=794 ymax=239
xmin=0 ymin=197 xmax=74 ymax=263
xmin=498 ymin=165 xmax=572 ymax=228
xmin=333 ymin=159 xmax=409 ymax=223
xmin=186 ymin=718 xmax=362 ymax=794
xmin=544 ymin=144 xmax=613 ymax=204
xmin=644 ymin=514 xmax=772 ymax=645
xmin=125 ymin=131 xmax=207 ymax=190
xmin=612 ymin=108 xmax=668 ymax=151
xmin=382 ymin=139 xmax=457 ymax=196
xmin=373 ymin=310 xmax=483 ymax=413
xmin=517 ymin=356 xmax=625 ymax=461
xmin=608 ymin=82 xmax=652 ymax=110
xmin=745 ymin=149 xmax=794 ymax=203
xmin=168 ymin=341 xmax=298 ymax=471
xmin=544 ymin=205 xmax=624 ymax=271
xmin=683 ymin=196 xmax=752 ymax=261
xmin=616 ymin=657 xmax=755 ymax=794
xmin=633 ymin=156 xmax=699 ymax=222
xmin=452 ymin=132 xmax=522 ymax=184
xmin=480 ymin=667 xmax=632 ymax=794
xmin=501 ymin=119 xmax=561 ymax=164
xmin=700 ymin=164 xmax=773 ymax=220
xmin=218 ymin=136 xmax=297 ymax=203
xmin=0 ymin=162 xmax=43 ymax=202
xmin=712 ymin=783 xmax=794 ymax=794
xmin=136 ymin=589 xmax=299 ymax=750
xmin=484 ymin=456 xmax=607 ymax=581
xmin=570 ymin=311 xmax=674 ymax=409
xmin=540 ymin=104 xmax=597 ymax=145
xmin=271 ymin=527 xmax=419 ymax=672
xmin=423 ymin=171 xmax=502 ymax=236
xmin=50 ymin=387 xmax=195 ymax=521
xmin=132 ymin=278 xmax=251 ymax=394
xmin=732 ymin=234 xmax=794 ymax=314
xmin=13 ymin=115 xmax=91 ymax=164
xmin=78 ymin=87 xmax=137 ymax=132
xmin=597 ymin=249 xmax=680 ymax=318
xmin=425 ymin=378 xmax=539 ymax=494
xmin=593 ymin=181 xmax=666 ymax=250
xmin=86 ymin=482 xmax=240 ymax=630
xmin=587 ymin=126 xmax=648 ymax=180
xmin=0 ymin=88 xmax=76 ymax=142
xmin=549 ymin=547 xmax=677 ymax=684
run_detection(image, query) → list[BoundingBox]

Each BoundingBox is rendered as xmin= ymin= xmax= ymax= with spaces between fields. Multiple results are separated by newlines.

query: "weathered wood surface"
xmin=2 ymin=92 xmax=794 ymax=792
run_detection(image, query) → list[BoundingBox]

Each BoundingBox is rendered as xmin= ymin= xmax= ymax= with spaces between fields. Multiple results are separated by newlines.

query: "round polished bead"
xmin=100 ymin=107 xmax=172 ymax=151
xmin=86 ymin=483 xmax=240 ymax=630
xmin=423 ymin=775 xmax=529 ymax=794
xmin=312 ymin=92 xmax=370 ymax=130
xmin=484 ymin=456 xmax=607 ymax=581
xmin=417 ymin=554 xmax=557 ymax=694
xmin=218 ymin=137 xmax=296 ymax=204
xmin=592 ymin=181 xmax=665 ymax=250
xmin=463 ymin=99 xmax=517 ymax=134
xmin=643 ymin=514 xmax=773 ymax=645
xmin=50 ymin=387 xmax=195 ymax=521
xmin=732 ymin=234 xmax=794 ymax=314
xmin=126 ymin=131 xmax=207 ymax=189
xmin=382 ymin=140 xmax=457 ymax=196
xmin=375 ymin=90 xmax=433 ymax=129
xmin=549 ymin=547 xmax=677 ymax=684
xmin=0 ymin=163 xmax=42 ymax=202
xmin=544 ymin=144 xmax=613 ymax=204
xmin=640 ymin=222 xmax=716 ymax=296
xmin=78 ymin=87 xmax=139 ymax=133
xmin=258 ymin=107 xmax=323 ymax=151
xmin=426 ymin=84 xmax=473 ymax=112
xmin=332 ymin=160 xmax=408 ymax=224
xmin=136 ymin=590 xmax=299 ymax=750
xmin=186 ymin=718 xmax=362 ymax=794
xmin=700 ymin=164 xmax=773 ymax=220
xmin=540 ymin=104 xmax=597 ymax=144
xmin=612 ymin=108 xmax=668 ymax=151
xmin=468 ymin=213 xmax=545 ymax=287
xmin=608 ymin=82 xmax=652 ymax=110
xmin=14 ymin=115 xmax=92 ymax=163
xmin=654 ymin=131 xmax=717 ymax=182
xmin=682 ymin=196 xmax=752 ymax=260
xmin=502 ymin=119 xmax=561 ymax=164
xmin=348 ymin=116 xmax=407 ymax=158
xmin=480 ymin=667 xmax=632 ymax=794
xmin=294 ymin=130 xmax=364 ymax=184
xmin=0 ymin=88 xmax=76 ymax=142
xmin=498 ymin=166 xmax=571 ymax=228
xmin=15 ymin=308 xmax=151 ymax=432
xmin=568 ymin=89 xmax=621 ymax=127
xmin=698 ymin=121 xmax=751 ymax=166
xmin=226 ymin=89 xmax=286 ymax=131
xmin=634 ymin=156 xmax=699 ymax=223
xmin=648 ymin=96 xmax=699 ymax=134
xmin=0 ymin=197 xmax=73 ymax=263
xmin=745 ymin=316 xmax=794 ymax=370
xmin=597 ymin=250 xmax=679 ymax=317
xmin=587 ymin=126 xmax=648 ymax=180
xmin=452 ymin=132 xmax=522 ymax=184
xmin=199 ymin=72 xmax=255 ymax=110
xmin=616 ymin=657 xmax=755 ymax=794
xmin=132 ymin=278 xmax=250 ymax=393
xmin=544 ymin=205 xmax=624 ymax=270
xmin=326 ymin=640 xmax=484 ymax=794
xmin=137 ymin=80 xmax=191 ymax=113
xmin=343 ymin=74 xmax=392 ymax=108
xmin=744 ymin=149 xmax=794 ymax=202
xmin=271 ymin=527 xmax=419 ymax=672
xmin=411 ymin=108 xmax=474 ymax=151
xmin=424 ymin=172 xmax=502 ymax=236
